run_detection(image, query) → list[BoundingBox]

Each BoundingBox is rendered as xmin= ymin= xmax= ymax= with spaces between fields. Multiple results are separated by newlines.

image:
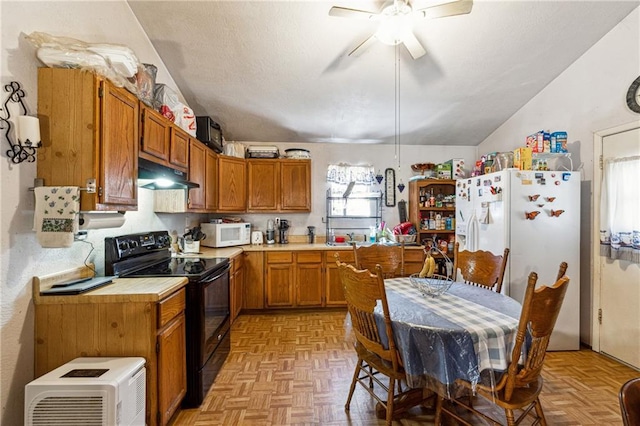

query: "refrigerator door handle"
xmin=466 ymin=211 xmax=479 ymax=251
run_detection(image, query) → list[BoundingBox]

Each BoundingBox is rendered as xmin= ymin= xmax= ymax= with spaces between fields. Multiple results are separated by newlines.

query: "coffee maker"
xmin=276 ymin=218 xmax=290 ymax=244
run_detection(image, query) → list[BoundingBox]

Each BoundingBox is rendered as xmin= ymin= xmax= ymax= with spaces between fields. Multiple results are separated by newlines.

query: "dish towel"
xmin=33 ymin=186 xmax=80 ymax=248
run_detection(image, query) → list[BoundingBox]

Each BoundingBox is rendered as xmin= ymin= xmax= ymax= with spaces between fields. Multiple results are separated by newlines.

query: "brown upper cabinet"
xmin=139 ymin=105 xmax=189 ymax=173
xmin=213 ymin=155 xmax=247 ymax=212
xmin=187 ymin=139 xmax=207 ymax=211
xmin=37 ymin=68 xmax=139 ymax=211
xmin=247 ymin=159 xmax=311 ymax=212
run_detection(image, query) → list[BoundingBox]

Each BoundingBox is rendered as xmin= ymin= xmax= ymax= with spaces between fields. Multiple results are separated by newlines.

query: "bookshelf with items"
xmin=408 ymin=179 xmax=456 ymax=256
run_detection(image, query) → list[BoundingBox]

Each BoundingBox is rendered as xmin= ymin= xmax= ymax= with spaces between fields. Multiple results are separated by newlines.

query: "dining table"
xmin=376 ymin=277 xmax=523 ymax=399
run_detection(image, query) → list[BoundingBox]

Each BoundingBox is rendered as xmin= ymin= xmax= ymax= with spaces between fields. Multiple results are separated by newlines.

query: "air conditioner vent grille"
xmin=31 ymin=395 xmax=104 ymax=425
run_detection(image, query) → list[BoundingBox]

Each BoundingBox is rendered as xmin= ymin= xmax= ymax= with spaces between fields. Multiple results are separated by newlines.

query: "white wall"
xmin=477 ymin=7 xmax=640 ymax=346
xmin=0 ymin=2 xmax=204 ymax=424
xmin=231 ymin=142 xmax=476 ymax=237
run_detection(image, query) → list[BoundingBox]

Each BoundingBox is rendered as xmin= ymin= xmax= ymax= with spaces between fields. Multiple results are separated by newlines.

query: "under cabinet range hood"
xmin=138 ymin=157 xmax=199 ymax=190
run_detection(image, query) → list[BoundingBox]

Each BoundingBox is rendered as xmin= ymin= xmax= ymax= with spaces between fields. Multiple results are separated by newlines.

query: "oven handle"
xmin=200 ymin=263 xmax=231 ymax=283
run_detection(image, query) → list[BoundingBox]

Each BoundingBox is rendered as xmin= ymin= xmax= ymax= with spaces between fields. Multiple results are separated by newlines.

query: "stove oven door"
xmin=184 ymin=263 xmax=231 ymax=408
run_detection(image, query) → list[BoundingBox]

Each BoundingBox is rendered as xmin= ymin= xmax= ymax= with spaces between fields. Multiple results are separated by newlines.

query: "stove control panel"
xmin=105 ymin=231 xmax=172 ymax=261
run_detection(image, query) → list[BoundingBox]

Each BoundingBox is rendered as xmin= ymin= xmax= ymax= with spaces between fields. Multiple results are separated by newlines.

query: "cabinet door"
xmin=169 ymin=127 xmax=189 ymax=171
xmin=266 ymin=264 xmax=295 ymax=307
xmin=157 ymin=313 xmax=186 ymax=426
xmin=99 ymin=81 xmax=139 ymax=208
xmin=218 ymin=156 xmax=247 ymax=212
xmin=205 ymin=149 xmax=218 ymax=211
xmin=325 ymin=250 xmax=353 ymax=306
xmin=243 ymin=252 xmax=264 ymax=309
xmin=280 ymin=160 xmax=311 ymax=211
xmin=188 ymin=139 xmax=206 ymax=210
xmin=140 ymin=106 xmax=170 ymax=162
xmin=247 ymin=160 xmax=279 ymax=211
xmin=295 ymin=252 xmax=324 ymax=306
xmin=232 ymin=267 xmax=244 ymax=322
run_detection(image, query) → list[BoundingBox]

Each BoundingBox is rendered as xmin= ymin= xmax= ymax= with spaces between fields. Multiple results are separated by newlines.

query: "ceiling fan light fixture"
xmin=375 ymin=12 xmax=412 ymax=45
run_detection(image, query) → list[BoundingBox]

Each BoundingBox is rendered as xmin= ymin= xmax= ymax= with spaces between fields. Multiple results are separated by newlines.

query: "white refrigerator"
xmin=455 ymin=169 xmax=580 ymax=350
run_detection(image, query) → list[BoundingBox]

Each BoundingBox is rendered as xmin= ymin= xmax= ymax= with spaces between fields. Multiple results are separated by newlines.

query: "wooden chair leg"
xmin=505 ymin=408 xmax=516 ymax=426
xmin=434 ymin=395 xmax=444 ymax=425
xmin=345 ymin=358 xmax=363 ymax=410
xmin=534 ymin=398 xmax=548 ymax=426
xmin=386 ymin=377 xmax=395 ymax=425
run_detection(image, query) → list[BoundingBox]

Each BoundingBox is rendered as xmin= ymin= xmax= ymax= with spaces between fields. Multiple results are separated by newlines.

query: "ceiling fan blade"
xmin=348 ymin=34 xmax=378 ymax=57
xmin=416 ymin=0 xmax=473 ymax=19
xmin=402 ymin=32 xmax=427 ymax=59
xmin=329 ymin=6 xmax=380 ymax=20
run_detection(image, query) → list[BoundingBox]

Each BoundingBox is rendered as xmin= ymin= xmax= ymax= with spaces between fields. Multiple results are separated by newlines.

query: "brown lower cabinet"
xmin=230 ymin=253 xmax=244 ymax=323
xmin=34 ymin=287 xmax=187 ymax=426
xmin=265 ymin=251 xmax=324 ymax=308
xmin=404 ymin=248 xmax=427 ymax=276
xmin=325 ymin=250 xmax=355 ymax=306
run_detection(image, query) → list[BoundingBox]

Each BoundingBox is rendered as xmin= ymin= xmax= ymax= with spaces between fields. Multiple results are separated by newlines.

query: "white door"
xmin=598 ymin=125 xmax=640 ymax=368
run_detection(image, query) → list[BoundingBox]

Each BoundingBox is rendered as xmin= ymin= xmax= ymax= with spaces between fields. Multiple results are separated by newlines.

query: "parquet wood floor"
xmin=170 ymin=311 xmax=639 ymax=426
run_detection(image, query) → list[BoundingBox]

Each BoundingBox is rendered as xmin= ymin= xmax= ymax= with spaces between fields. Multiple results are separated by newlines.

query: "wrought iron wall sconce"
xmin=1 ymin=81 xmax=41 ymax=164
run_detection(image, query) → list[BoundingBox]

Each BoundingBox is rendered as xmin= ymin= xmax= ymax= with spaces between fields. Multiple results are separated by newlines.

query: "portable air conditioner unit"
xmin=25 ymin=357 xmax=146 ymax=426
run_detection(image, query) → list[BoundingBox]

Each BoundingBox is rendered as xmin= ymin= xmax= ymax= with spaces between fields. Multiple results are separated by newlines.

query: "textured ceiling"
xmin=127 ymin=0 xmax=638 ymax=146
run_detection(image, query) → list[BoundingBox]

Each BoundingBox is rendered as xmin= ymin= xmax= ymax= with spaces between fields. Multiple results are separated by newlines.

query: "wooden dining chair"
xmin=338 ymin=261 xmax=409 ymax=425
xmin=434 ymin=271 xmax=570 ymax=426
xmin=620 ymin=377 xmax=640 ymax=426
xmin=453 ymin=242 xmax=510 ymax=293
xmin=353 ymin=243 xmax=405 ymax=278
xmin=557 ymin=261 xmax=568 ymax=281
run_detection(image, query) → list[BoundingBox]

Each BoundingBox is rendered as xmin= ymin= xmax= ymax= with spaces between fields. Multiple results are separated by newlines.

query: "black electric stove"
xmin=104 ymin=230 xmax=229 ymax=279
xmin=104 ymin=231 xmax=231 ymax=408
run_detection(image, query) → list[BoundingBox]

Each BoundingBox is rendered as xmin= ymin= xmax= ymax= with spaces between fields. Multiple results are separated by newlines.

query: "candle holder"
xmin=1 ymin=81 xmax=41 ymax=164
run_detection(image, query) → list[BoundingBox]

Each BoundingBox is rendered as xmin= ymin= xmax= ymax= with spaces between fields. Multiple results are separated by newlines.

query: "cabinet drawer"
xmin=266 ymin=252 xmax=293 ymax=263
xmin=404 ymin=249 xmax=425 ymax=262
xmin=296 ymin=251 xmax=322 ymax=264
xmin=327 ymin=250 xmax=355 ymax=263
xmin=158 ymin=288 xmax=186 ymax=328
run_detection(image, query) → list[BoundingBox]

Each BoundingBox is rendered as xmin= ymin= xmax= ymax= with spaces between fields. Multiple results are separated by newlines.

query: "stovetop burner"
xmin=105 ymin=231 xmax=229 ymax=279
xmin=126 ymin=257 xmax=229 ymax=278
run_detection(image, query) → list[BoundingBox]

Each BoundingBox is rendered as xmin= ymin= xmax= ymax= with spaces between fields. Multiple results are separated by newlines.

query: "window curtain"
xmin=599 ymin=155 xmax=640 ymax=263
xmin=326 ymin=164 xmax=376 ymax=194
xmin=326 ymin=164 xmax=377 ymax=217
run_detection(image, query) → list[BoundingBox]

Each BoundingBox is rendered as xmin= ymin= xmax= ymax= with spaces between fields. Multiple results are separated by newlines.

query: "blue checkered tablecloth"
xmin=376 ymin=278 xmax=522 ymax=390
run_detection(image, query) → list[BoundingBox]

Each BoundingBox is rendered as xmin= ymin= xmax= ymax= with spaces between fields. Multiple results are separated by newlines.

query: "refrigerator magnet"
xmin=562 ymin=173 xmax=571 ymax=181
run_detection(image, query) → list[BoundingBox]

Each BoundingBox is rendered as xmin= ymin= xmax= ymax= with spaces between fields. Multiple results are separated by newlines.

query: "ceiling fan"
xmin=329 ymin=0 xmax=473 ymax=59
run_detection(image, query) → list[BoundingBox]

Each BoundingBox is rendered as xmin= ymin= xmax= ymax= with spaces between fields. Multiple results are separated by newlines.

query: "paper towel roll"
xmin=79 ymin=213 xmax=126 ymax=230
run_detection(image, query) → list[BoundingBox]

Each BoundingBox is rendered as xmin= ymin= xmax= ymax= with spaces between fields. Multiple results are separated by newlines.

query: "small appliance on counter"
xmin=307 ymin=226 xmax=316 ymax=243
xmin=251 ymin=231 xmax=264 ymax=245
xmin=200 ymin=222 xmax=251 ymax=248
xmin=276 ymin=218 xmax=290 ymax=244
xmin=266 ymin=219 xmax=275 ymax=244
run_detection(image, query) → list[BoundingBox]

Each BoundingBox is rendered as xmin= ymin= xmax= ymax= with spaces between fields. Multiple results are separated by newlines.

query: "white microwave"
xmin=200 ymin=223 xmax=251 ymax=248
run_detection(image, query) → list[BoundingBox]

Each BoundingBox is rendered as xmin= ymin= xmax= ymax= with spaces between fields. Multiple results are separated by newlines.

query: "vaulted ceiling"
xmin=128 ymin=0 xmax=638 ymax=146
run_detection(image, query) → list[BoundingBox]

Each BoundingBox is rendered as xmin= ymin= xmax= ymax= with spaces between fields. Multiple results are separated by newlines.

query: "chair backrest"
xmin=353 ymin=243 xmax=405 ymax=278
xmin=620 ymin=377 xmax=640 ymax=426
xmin=453 ymin=242 xmax=510 ymax=293
xmin=556 ymin=261 xmax=568 ymax=281
xmin=337 ymin=261 xmax=402 ymax=371
xmin=503 ymin=271 xmax=570 ymax=401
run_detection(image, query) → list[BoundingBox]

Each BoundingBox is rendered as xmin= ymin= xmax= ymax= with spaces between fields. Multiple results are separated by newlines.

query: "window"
xmin=326 ymin=164 xmax=378 ymax=217
xmin=599 ymin=155 xmax=640 ymax=263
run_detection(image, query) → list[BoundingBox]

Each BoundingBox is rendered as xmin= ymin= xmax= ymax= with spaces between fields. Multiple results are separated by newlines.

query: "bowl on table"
xmin=409 ymin=273 xmax=454 ymax=297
